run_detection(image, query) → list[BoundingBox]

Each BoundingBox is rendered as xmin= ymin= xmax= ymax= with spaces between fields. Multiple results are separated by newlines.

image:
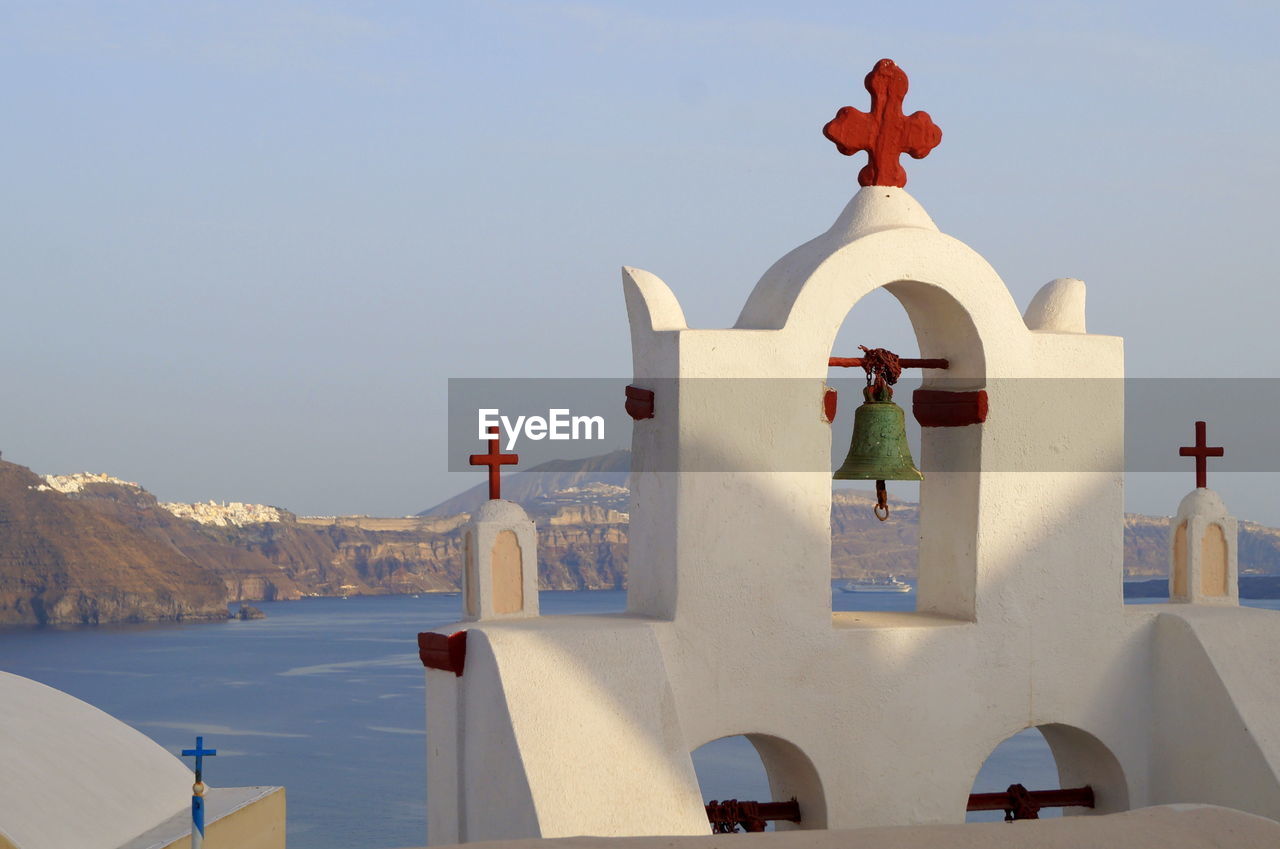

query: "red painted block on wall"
xmin=419 ymin=630 xmax=468 ymax=676
xmin=912 ymin=389 xmax=987 ymax=427
xmin=625 ymin=385 xmax=655 ymax=421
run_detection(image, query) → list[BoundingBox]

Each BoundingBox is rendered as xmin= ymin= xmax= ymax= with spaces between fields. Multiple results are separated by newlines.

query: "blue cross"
xmin=181 ymin=736 xmax=217 ymax=780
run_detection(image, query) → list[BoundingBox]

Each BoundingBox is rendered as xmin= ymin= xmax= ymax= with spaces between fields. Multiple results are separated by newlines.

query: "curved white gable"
xmin=731 ymin=187 xmax=1029 ymax=384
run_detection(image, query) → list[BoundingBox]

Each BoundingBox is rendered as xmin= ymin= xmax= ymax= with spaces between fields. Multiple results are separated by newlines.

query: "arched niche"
xmin=464 ymin=530 xmax=478 ymax=618
xmin=1201 ymin=523 xmax=1229 ymax=597
xmin=690 ymin=733 xmax=827 ymax=831
xmin=824 ymin=278 xmax=989 ymax=620
xmin=1172 ymin=521 xmax=1188 ymax=598
xmin=491 ymin=529 xmax=524 ymax=614
xmin=967 ymin=723 xmax=1129 ymax=821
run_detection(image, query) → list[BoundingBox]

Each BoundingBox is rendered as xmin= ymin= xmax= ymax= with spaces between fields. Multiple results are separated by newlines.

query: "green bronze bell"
xmin=834 ymin=382 xmax=923 ymax=521
xmin=834 ymin=383 xmax=924 ymax=483
xmin=833 ymin=346 xmax=925 ymax=520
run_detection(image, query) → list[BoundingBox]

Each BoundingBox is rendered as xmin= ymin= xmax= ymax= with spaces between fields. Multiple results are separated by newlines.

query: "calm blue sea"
xmin=1 ymin=590 xmax=1276 ymax=848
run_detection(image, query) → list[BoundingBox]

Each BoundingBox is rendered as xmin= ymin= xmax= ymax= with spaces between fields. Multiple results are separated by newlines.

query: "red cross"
xmin=470 ymin=426 xmax=518 ymax=500
xmin=1179 ymin=420 xmax=1224 ymax=489
xmin=823 ymin=58 xmax=942 ymax=188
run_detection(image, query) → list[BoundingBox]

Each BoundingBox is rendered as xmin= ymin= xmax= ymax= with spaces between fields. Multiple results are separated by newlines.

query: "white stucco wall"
xmin=426 ymin=186 xmax=1280 ymax=842
xmin=1150 ymin=607 xmax=1280 ymax=816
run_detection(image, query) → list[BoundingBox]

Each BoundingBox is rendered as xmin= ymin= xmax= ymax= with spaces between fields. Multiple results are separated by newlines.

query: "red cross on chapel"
xmin=470 ymin=426 xmax=519 ymax=500
xmin=1179 ymin=420 xmax=1224 ymax=490
xmin=823 ymin=58 xmax=942 ymax=188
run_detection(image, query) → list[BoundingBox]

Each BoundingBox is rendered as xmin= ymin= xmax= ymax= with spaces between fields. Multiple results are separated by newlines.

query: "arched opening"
xmin=830 ymin=289 xmax=921 ymax=611
xmin=827 ymin=282 xmax=985 ymax=621
xmin=967 ymin=724 xmax=1129 ymax=822
xmin=690 ymin=734 xmax=827 ymax=832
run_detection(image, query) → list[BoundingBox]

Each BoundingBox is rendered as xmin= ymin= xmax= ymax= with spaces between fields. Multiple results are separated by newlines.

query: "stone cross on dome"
xmin=823 ymin=58 xmax=942 ymax=188
xmin=470 ymin=426 xmax=519 ymax=500
xmin=1179 ymin=420 xmax=1224 ymax=489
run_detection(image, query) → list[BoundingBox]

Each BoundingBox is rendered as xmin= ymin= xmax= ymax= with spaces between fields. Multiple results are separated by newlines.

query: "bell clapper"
xmin=874 ymin=479 xmax=890 ymax=521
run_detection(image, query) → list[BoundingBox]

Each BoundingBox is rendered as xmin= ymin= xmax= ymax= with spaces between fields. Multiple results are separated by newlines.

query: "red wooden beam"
xmin=829 ymin=357 xmax=949 ymax=369
xmin=967 ymin=785 xmax=1094 ymax=821
xmin=705 ymin=799 xmax=801 ymax=834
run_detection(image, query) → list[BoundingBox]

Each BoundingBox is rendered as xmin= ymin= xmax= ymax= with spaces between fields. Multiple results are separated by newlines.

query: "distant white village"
xmin=36 ymin=471 xmax=141 ymax=493
xmin=158 ymin=500 xmax=284 ymax=527
xmin=36 ymin=472 xmax=284 ymax=527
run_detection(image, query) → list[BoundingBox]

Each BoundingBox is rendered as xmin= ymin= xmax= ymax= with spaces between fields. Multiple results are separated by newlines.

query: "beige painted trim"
xmin=465 ymin=530 xmax=478 ymax=618
xmin=1172 ymin=522 xmax=1188 ymax=599
xmin=492 ymin=530 xmax=524 ymax=614
xmin=159 ymin=787 xmax=285 ymax=849
xmin=1201 ymin=524 xmax=1228 ymax=597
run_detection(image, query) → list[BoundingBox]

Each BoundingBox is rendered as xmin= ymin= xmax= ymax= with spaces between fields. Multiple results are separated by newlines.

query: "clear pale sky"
xmin=3 ymin=1 xmax=1279 ymax=520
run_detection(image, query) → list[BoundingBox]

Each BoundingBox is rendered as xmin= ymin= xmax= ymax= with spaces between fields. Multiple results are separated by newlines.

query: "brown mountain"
xmin=7 ymin=450 xmax=1280 ymax=627
xmin=0 ymin=460 xmax=227 ymax=625
xmin=59 ymin=485 xmax=464 ymax=601
xmin=57 ymin=479 xmax=305 ymax=602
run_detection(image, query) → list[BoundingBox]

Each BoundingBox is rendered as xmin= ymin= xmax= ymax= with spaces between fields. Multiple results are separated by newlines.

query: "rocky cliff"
xmin=1 ymin=462 xmax=629 ymax=618
xmin=0 ymin=460 xmax=227 ymax=625
xmin=6 ymin=450 xmax=1280 ymax=626
xmin=48 ymin=477 xmax=306 ymax=603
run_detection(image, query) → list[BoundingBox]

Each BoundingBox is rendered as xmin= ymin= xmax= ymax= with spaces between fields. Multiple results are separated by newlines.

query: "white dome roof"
xmin=475 ymin=498 xmax=533 ymax=524
xmin=0 ymin=672 xmax=192 ymax=849
xmin=1176 ymin=487 xmax=1229 ymax=520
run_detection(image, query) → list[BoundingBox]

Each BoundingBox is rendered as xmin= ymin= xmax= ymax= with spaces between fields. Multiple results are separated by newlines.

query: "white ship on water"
xmin=838 ymin=575 xmax=913 ymax=593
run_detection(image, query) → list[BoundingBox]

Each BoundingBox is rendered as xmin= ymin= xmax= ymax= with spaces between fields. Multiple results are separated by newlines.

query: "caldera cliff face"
xmin=0 ymin=461 xmax=227 ymax=625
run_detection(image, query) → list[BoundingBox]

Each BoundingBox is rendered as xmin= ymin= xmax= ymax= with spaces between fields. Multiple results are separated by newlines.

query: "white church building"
xmin=422 ymin=59 xmax=1280 ymax=847
xmin=4 ymin=57 xmax=1280 ymax=849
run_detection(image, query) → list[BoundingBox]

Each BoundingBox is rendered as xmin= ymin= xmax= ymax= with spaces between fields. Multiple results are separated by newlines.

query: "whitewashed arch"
xmin=690 ymin=730 xmax=828 ymax=830
xmin=965 ymin=721 xmax=1131 ymax=818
